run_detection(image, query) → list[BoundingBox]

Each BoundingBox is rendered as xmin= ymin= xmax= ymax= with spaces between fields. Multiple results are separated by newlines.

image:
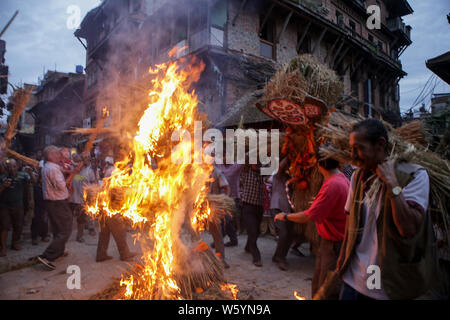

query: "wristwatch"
xmin=391 ymin=186 xmax=403 ymax=197
xmin=283 ymin=213 xmax=289 ymax=221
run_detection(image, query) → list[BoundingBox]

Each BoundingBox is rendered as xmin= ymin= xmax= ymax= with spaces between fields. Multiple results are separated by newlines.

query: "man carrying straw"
xmin=315 ymin=119 xmax=438 ymax=300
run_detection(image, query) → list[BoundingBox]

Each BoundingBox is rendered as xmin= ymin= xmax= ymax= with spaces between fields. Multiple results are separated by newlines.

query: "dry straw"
xmin=319 ymin=112 xmax=450 ymax=242
xmin=263 ymin=54 xmax=343 ymax=107
xmin=4 ymin=87 xmax=32 ymax=147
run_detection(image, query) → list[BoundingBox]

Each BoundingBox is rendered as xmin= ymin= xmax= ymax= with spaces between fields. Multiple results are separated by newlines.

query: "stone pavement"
xmin=0 ymin=223 xmax=142 ymax=300
xmin=0 ymin=224 xmax=314 ymax=300
xmin=219 ymin=233 xmax=315 ymax=300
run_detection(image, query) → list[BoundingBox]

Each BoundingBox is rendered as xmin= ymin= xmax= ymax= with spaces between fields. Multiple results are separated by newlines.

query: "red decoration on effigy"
xmin=266 ymin=99 xmax=307 ymax=125
xmin=304 ymin=104 xmax=320 ymax=116
xmin=257 ymin=95 xmax=327 ymax=126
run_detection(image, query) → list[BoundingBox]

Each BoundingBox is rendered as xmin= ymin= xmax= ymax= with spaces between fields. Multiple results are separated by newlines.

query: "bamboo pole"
xmin=6 ymin=148 xmax=39 ymax=168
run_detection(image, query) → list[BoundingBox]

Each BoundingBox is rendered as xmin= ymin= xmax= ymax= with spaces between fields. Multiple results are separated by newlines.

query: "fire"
xmin=85 ymin=53 xmax=216 ymax=299
xmin=221 ymin=283 xmax=239 ymax=300
xmin=294 ymin=291 xmax=306 ymax=300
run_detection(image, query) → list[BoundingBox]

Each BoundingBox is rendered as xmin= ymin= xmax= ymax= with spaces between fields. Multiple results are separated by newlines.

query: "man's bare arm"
xmin=377 ymin=160 xmax=423 ymax=238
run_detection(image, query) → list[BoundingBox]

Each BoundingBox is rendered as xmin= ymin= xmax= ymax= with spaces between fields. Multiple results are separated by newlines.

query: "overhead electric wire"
xmin=410 ymin=74 xmax=435 ymax=110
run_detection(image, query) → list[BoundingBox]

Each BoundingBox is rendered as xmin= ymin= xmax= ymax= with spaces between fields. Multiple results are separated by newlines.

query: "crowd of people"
xmin=206 ymin=118 xmax=448 ymax=300
xmin=0 ymin=145 xmax=136 ymax=270
xmin=0 ymin=118 xmax=448 ymax=300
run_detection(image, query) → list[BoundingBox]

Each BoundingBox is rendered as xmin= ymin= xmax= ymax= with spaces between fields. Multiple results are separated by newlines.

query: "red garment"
xmin=304 ymin=172 xmax=350 ymax=241
xmin=262 ymin=182 xmax=271 ymax=211
xmin=60 ymin=158 xmax=72 ymax=179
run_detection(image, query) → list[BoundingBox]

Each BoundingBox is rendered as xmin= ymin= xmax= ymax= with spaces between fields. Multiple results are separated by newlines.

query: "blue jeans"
xmin=339 ymin=282 xmax=375 ymax=300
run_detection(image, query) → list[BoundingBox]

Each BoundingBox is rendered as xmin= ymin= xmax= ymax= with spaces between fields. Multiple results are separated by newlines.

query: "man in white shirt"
xmin=37 ymin=145 xmax=72 ymax=270
xmin=314 ymin=119 xmax=436 ymax=300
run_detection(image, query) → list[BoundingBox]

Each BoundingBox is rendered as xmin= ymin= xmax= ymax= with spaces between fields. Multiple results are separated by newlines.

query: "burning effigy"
xmin=84 ymin=52 xmax=238 ymax=300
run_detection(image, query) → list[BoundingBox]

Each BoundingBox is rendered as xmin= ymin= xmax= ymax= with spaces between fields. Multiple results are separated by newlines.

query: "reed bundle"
xmin=65 ymin=127 xmax=116 ymax=135
xmin=4 ymin=87 xmax=32 ymax=147
xmin=394 ymin=120 xmax=429 ymax=146
xmin=263 ymin=54 xmax=343 ymax=108
xmin=319 ymin=112 xmax=450 ymax=242
xmin=6 ymin=148 xmax=39 ymax=168
xmin=206 ymin=194 xmax=235 ymax=223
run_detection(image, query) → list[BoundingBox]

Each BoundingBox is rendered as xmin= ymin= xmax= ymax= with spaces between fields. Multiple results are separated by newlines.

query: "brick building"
xmin=75 ymin=0 xmax=412 ymax=129
xmin=27 ymin=70 xmax=85 ymax=153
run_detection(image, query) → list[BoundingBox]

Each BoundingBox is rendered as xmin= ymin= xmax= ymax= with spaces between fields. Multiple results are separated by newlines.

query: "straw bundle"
xmin=65 ymin=127 xmax=116 ymax=135
xmin=288 ymin=54 xmax=343 ymax=107
xmin=4 ymin=87 xmax=32 ymax=147
xmin=90 ymin=264 xmax=235 ymax=300
xmin=263 ymin=67 xmax=308 ymax=106
xmin=394 ymin=120 xmax=429 ymax=146
xmin=6 ymin=148 xmax=39 ymax=168
xmin=319 ymin=112 xmax=450 ymax=242
xmin=263 ymin=54 xmax=343 ymax=108
xmin=206 ymin=194 xmax=235 ymax=222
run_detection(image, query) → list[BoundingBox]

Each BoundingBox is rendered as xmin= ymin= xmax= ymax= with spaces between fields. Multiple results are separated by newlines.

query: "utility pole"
xmin=0 ymin=10 xmax=19 ymax=39
xmin=1 ymin=10 xmax=19 ymax=94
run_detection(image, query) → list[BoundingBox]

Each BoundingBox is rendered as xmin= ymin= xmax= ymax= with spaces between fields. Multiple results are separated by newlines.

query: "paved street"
xmin=0 ymin=223 xmax=314 ymax=300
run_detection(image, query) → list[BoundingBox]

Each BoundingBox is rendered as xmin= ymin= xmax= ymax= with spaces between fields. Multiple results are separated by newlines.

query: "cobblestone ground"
xmin=0 ymin=222 xmax=314 ymax=300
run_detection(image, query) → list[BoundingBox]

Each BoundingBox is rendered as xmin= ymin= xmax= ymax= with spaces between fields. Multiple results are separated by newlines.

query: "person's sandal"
xmin=37 ymin=256 xmax=56 ymax=270
xmin=253 ymin=260 xmax=262 ymax=267
xmin=277 ymin=261 xmax=288 ymax=271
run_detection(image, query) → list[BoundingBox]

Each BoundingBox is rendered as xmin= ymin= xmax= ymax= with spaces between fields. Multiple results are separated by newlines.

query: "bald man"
xmin=37 ymin=146 xmax=72 ymax=270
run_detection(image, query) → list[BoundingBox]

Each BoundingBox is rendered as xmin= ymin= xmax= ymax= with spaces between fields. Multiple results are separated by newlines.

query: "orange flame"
xmin=86 ymin=55 xmax=214 ymax=300
xmin=221 ymin=283 xmax=239 ymax=300
xmin=294 ymin=291 xmax=306 ymax=300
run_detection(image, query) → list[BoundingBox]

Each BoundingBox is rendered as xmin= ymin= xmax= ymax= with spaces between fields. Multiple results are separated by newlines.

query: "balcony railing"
xmin=353 ymin=0 xmax=365 ymax=7
xmin=288 ymin=0 xmax=330 ymax=16
xmin=387 ymin=17 xmax=411 ymax=41
xmin=340 ymin=24 xmax=402 ymax=68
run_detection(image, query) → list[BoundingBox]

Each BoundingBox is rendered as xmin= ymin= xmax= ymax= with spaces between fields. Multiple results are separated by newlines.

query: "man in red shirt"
xmin=275 ymin=157 xmax=349 ymax=297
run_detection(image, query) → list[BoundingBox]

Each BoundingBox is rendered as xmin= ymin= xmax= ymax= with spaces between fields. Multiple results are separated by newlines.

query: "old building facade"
xmin=28 ymin=71 xmax=85 ymax=153
xmin=75 ymin=0 xmax=412 ymax=129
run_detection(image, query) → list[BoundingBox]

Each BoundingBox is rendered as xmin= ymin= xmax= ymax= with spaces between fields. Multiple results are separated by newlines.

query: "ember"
xmin=294 ymin=291 xmax=306 ymax=300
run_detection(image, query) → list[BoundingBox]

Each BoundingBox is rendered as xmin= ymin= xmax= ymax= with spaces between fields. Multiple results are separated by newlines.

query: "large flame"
xmin=86 ymin=53 xmax=218 ymax=300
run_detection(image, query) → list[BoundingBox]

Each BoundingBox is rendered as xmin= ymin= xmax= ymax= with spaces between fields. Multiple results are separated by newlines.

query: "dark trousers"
xmin=0 ymin=206 xmax=24 ymax=244
xmin=31 ymin=205 xmax=48 ymax=240
xmin=222 ymin=215 xmax=238 ymax=244
xmin=312 ymin=237 xmax=342 ymax=297
xmin=273 ymin=212 xmax=295 ymax=262
xmin=96 ymin=215 xmax=131 ymax=260
xmin=242 ymin=202 xmax=263 ymax=262
xmin=232 ymin=198 xmax=242 ymax=231
xmin=339 ymin=282 xmax=376 ymax=300
xmin=235 ymin=199 xmax=246 ymax=233
xmin=42 ymin=200 xmax=73 ymax=261
xmin=209 ymin=220 xmax=225 ymax=260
